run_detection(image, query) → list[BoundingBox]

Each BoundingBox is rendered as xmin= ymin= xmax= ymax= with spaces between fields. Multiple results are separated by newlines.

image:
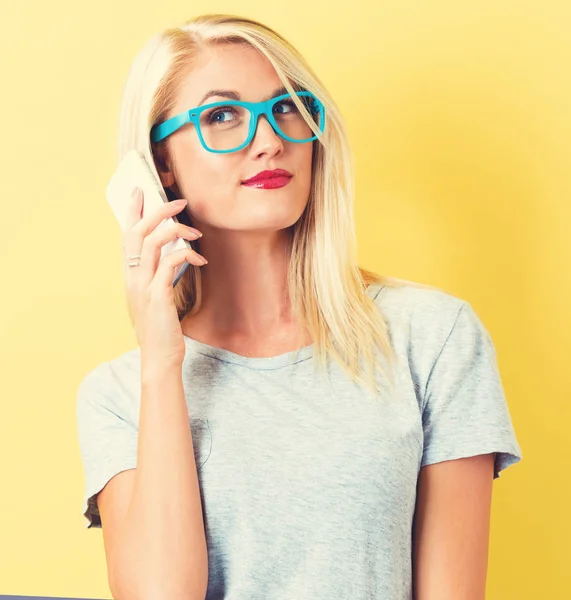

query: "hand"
xmin=122 ymin=187 xmax=208 ymax=370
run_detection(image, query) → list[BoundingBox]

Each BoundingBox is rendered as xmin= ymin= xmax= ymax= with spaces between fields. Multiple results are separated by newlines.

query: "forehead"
xmin=174 ymin=43 xmax=282 ymax=109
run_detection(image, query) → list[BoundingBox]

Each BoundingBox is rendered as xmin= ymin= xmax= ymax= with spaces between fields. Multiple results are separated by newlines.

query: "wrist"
xmin=140 ymin=356 xmax=183 ymax=387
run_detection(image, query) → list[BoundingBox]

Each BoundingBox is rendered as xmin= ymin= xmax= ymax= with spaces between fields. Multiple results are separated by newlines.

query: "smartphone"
xmin=106 ymin=149 xmax=191 ymax=287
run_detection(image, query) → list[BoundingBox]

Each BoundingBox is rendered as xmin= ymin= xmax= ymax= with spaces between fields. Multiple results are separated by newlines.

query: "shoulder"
xmin=368 ymin=277 xmax=489 ymax=371
xmin=79 ymin=346 xmax=140 ymax=389
xmin=370 ymin=277 xmax=467 ymax=337
xmin=76 ymin=347 xmax=142 ymax=417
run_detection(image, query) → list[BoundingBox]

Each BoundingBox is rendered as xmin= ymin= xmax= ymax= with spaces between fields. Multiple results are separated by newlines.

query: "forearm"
xmin=112 ymin=362 xmax=208 ymax=600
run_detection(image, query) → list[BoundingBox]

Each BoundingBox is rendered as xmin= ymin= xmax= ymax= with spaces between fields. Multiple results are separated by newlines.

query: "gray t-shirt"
xmin=76 ymin=282 xmax=522 ymax=599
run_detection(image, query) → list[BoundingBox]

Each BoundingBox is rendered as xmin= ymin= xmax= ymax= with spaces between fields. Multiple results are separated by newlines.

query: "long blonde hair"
xmin=116 ymin=13 xmax=440 ymax=395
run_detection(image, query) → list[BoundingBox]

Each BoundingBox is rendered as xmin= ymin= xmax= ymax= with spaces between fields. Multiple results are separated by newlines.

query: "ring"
xmin=127 ymin=254 xmax=141 ymax=268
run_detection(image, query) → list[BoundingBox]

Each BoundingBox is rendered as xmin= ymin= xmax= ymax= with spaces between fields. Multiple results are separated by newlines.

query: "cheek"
xmin=297 ymin=145 xmax=314 ymax=192
xmin=176 ymin=155 xmax=237 ymax=215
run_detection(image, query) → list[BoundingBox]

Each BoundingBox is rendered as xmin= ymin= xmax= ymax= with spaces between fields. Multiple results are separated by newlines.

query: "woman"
xmin=77 ymin=13 xmax=523 ymax=600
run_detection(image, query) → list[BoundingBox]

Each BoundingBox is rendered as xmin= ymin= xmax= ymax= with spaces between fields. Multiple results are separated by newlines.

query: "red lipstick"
xmin=241 ymin=168 xmax=293 ymax=189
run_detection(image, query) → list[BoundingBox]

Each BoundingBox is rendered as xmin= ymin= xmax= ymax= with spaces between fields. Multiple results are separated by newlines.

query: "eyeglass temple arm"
xmin=151 ymin=111 xmax=192 ymax=143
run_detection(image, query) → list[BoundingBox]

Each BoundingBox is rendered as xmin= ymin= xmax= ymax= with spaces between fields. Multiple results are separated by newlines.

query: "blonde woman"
xmin=77 ymin=13 xmax=523 ymax=600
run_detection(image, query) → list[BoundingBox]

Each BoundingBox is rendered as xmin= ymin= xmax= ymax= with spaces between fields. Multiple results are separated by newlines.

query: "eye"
xmin=206 ymin=107 xmax=238 ymax=124
xmin=273 ymin=100 xmax=297 ymax=115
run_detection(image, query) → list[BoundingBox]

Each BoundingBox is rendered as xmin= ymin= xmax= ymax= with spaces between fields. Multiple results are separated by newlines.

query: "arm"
xmin=98 ymin=364 xmax=208 ymax=600
xmin=412 ymin=453 xmax=495 ymax=600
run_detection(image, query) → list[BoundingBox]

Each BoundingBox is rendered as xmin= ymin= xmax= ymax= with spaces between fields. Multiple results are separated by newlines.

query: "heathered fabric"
xmin=76 ymin=282 xmax=522 ymax=599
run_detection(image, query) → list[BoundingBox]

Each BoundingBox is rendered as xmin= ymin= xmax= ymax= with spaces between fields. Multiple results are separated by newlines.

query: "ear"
xmin=152 ymin=142 xmax=176 ymax=188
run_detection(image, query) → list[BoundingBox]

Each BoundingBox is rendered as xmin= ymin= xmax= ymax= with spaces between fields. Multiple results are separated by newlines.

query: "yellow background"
xmin=0 ymin=0 xmax=567 ymax=598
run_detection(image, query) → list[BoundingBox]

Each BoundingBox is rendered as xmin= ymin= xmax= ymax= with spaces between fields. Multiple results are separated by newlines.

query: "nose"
xmin=248 ymin=114 xmax=284 ymax=156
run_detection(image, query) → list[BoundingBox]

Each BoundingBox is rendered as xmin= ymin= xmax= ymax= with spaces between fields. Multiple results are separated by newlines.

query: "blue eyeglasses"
xmin=150 ymin=90 xmax=326 ymax=154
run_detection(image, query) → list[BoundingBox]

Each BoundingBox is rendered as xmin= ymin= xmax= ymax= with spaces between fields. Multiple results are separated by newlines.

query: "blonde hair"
xmin=116 ymin=13 xmax=441 ymax=395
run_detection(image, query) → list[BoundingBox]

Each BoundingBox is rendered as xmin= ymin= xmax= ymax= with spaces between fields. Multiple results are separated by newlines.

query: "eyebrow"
xmin=197 ymin=85 xmax=292 ymax=106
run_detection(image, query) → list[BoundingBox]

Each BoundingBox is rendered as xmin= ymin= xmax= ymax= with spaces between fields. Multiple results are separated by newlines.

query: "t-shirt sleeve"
xmin=76 ymin=363 xmax=139 ymax=528
xmin=420 ymin=301 xmax=523 ymax=479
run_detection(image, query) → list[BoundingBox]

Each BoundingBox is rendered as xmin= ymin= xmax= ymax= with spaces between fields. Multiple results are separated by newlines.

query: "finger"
xmin=139 ymin=223 xmax=205 ymax=279
xmin=153 ymin=248 xmax=208 ymax=290
xmin=122 ymin=192 xmax=188 ymax=260
xmin=132 ymin=197 xmax=189 ymax=240
xmin=145 ymin=221 xmax=203 ymax=251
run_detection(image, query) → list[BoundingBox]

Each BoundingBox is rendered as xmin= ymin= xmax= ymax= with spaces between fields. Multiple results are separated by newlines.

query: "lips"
xmin=241 ymin=168 xmax=293 ymax=185
xmin=242 ymin=177 xmax=292 ymax=189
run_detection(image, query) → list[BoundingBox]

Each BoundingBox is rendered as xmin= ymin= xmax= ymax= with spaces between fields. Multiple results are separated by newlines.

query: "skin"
xmin=413 ymin=453 xmax=495 ymax=599
xmin=155 ymin=43 xmax=314 ymax=355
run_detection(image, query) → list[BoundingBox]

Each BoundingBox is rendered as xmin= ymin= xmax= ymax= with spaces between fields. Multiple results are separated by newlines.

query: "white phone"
xmin=105 ymin=149 xmax=191 ymax=287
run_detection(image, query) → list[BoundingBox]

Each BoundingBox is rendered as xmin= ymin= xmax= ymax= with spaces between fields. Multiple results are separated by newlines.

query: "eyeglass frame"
xmin=150 ymin=90 xmax=326 ymax=154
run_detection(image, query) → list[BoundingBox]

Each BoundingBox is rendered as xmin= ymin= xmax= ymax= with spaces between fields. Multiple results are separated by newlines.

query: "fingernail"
xmin=173 ymin=199 xmax=187 ymax=205
xmin=131 ymin=187 xmax=139 ymax=199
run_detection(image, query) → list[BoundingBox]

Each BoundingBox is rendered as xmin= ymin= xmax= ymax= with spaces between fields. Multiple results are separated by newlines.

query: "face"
xmin=154 ymin=43 xmax=314 ymax=234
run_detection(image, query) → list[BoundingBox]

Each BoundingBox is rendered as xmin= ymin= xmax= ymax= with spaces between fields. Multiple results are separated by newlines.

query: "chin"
xmin=253 ymin=202 xmax=307 ymax=227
